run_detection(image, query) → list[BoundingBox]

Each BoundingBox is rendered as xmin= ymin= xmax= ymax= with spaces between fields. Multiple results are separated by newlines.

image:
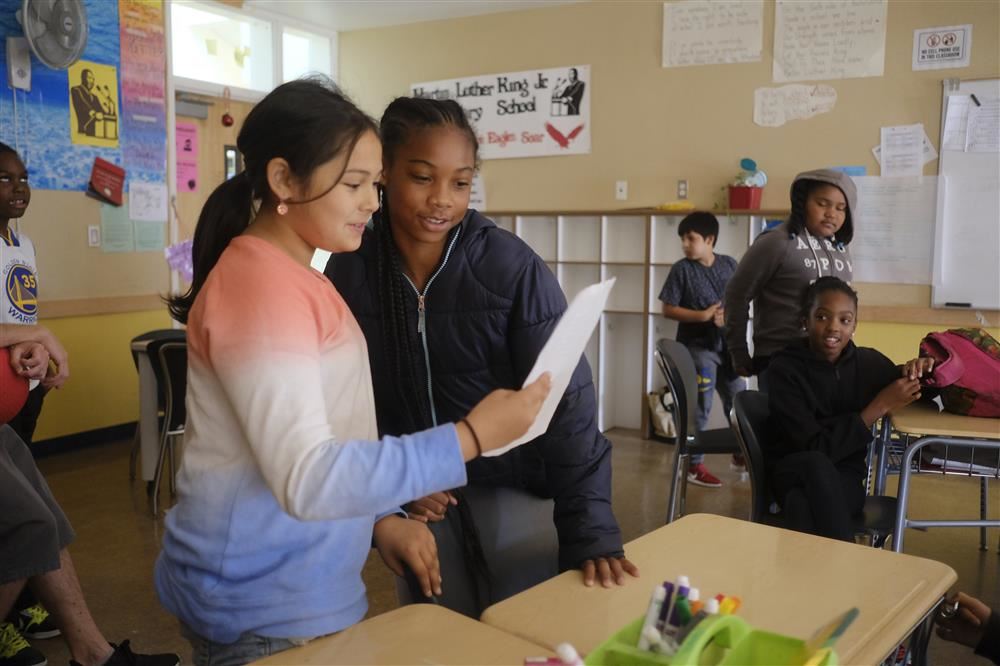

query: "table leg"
xmin=875 ymin=417 xmax=892 ymax=496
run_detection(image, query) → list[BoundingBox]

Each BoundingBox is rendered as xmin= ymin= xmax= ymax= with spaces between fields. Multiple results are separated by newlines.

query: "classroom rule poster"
xmin=412 ymin=65 xmax=591 ymax=159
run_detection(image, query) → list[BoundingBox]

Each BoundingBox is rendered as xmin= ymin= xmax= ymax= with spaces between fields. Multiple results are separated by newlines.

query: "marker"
xmin=655 ymin=582 xmax=675 ymax=632
xmin=661 ymin=576 xmax=689 ymax=631
xmin=524 ymin=659 xmax=565 ymax=665
xmin=555 ymin=643 xmax=584 ymax=666
xmin=673 ymin=598 xmax=721 ymax=647
xmin=688 ymin=588 xmax=702 ymax=615
xmin=971 ymin=94 xmax=981 ymax=107
xmin=720 ymin=596 xmax=742 ymax=615
xmin=637 ymin=585 xmax=667 ymax=650
xmin=945 ymin=302 xmax=971 ymax=308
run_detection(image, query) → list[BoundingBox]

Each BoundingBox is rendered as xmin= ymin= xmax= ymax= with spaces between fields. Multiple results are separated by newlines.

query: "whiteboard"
xmin=932 ymin=78 xmax=1000 ymax=310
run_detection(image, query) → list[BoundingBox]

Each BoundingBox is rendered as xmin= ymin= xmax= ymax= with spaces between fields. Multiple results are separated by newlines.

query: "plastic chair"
xmin=128 ymin=329 xmax=186 ymax=482
xmin=151 ymin=340 xmax=187 ymax=516
xmin=730 ymin=390 xmax=897 ymax=546
xmin=655 ymin=338 xmax=741 ymax=523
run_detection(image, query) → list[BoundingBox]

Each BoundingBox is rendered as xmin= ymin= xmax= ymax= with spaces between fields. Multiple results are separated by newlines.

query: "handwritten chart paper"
xmin=753 ymin=84 xmax=836 ymax=127
xmin=773 ymin=0 xmax=887 ymax=82
xmin=852 ymin=176 xmax=937 ymax=284
xmin=942 ymin=96 xmax=972 ymax=151
xmin=880 ymin=124 xmax=924 ymax=177
xmin=662 ymin=0 xmax=763 ymax=68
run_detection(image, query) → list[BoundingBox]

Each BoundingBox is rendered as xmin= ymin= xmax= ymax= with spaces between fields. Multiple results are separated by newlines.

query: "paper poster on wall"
xmin=773 ymin=0 xmax=887 ymax=82
xmin=879 ymin=124 xmax=924 ymax=177
xmin=852 ymin=176 xmax=937 ymax=284
xmin=872 ymin=128 xmax=937 ymax=167
xmin=68 ymin=60 xmax=120 ymax=148
xmin=412 ymin=65 xmax=591 ymax=159
xmin=942 ymin=95 xmax=972 ymax=151
xmin=912 ymin=25 xmax=972 ymax=71
xmin=965 ymin=98 xmax=1000 ymax=153
xmin=100 ymin=203 xmax=134 ymax=253
xmin=470 ymin=173 xmax=487 ymax=211
xmin=119 ymin=0 xmax=167 ymax=184
xmin=753 ymin=84 xmax=836 ymax=127
xmin=133 ymin=219 xmax=165 ymax=252
xmin=129 ymin=182 xmax=168 ymax=222
xmin=662 ymin=0 xmax=763 ymax=68
xmin=175 ymin=122 xmax=198 ymax=192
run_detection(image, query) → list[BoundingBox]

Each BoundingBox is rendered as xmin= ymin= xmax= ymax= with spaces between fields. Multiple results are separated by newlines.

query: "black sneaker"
xmin=11 ymin=606 xmax=60 ymax=640
xmin=69 ymin=641 xmax=179 ymax=666
xmin=0 ymin=623 xmax=46 ymax=666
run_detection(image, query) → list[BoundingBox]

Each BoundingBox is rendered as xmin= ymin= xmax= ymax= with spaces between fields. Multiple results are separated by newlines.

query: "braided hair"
xmin=800 ymin=276 xmax=858 ymax=321
xmin=375 ymin=97 xmax=479 ymax=433
xmin=376 ymin=97 xmax=493 ymax=606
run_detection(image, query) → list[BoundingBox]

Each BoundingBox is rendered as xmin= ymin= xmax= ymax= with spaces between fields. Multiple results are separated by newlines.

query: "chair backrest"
xmin=131 ymin=329 xmax=186 ymax=409
xmin=730 ymin=390 xmax=771 ymax=523
xmin=157 ymin=341 xmax=188 ymax=432
xmin=654 ymin=338 xmax=698 ymax=442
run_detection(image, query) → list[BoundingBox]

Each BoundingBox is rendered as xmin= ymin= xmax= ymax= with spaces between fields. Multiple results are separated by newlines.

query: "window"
xmin=282 ymin=27 xmax=332 ymax=82
xmin=171 ymin=2 xmax=274 ymax=94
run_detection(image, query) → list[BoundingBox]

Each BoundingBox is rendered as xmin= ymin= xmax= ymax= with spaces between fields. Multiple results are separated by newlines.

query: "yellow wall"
xmin=856 ymin=322 xmax=1000 ymax=365
xmin=339 ymin=0 xmax=999 ymax=211
xmin=34 ymin=310 xmax=173 ymax=440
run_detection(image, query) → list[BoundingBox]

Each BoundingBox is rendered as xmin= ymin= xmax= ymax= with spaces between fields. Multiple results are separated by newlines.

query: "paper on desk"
xmin=481 ymin=278 xmax=615 ymax=457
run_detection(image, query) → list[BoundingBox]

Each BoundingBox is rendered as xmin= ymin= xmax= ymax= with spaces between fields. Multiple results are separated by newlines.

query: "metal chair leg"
xmin=980 ymin=477 xmax=988 ymax=552
xmin=666 ymin=450 xmax=686 ymax=524
xmin=128 ymin=423 xmax=140 ymax=481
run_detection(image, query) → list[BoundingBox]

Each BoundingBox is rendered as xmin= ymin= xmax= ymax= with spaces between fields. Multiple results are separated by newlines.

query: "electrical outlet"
xmin=615 ymin=180 xmax=628 ymax=201
xmin=677 ymin=179 xmax=688 ymax=199
xmin=87 ymin=225 xmax=100 ymax=247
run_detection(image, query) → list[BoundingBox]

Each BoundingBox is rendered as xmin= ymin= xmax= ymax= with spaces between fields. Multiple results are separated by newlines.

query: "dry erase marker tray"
xmin=583 ymin=614 xmax=837 ymax=666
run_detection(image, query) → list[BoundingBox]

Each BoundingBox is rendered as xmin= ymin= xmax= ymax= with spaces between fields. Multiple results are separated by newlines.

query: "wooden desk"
xmin=481 ymin=514 xmax=956 ymax=665
xmin=252 ymin=604 xmax=553 ymax=665
xmin=887 ymin=401 xmax=1000 ymax=553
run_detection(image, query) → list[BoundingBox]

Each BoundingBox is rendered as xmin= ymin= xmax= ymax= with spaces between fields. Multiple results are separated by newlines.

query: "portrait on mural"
xmin=68 ymin=60 xmax=119 ymax=147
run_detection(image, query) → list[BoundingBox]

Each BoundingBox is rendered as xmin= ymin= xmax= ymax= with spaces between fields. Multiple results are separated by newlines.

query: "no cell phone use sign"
xmin=913 ymin=24 xmax=971 ymax=71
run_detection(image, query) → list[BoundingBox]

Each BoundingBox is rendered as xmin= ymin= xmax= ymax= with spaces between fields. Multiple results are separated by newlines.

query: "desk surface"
xmin=481 ymin=514 xmax=956 ymax=665
xmin=252 ymin=604 xmax=552 ymax=665
xmin=892 ymin=401 xmax=1000 ymax=439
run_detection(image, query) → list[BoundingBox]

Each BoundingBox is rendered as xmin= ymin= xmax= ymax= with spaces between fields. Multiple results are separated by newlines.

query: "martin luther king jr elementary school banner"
xmin=412 ymin=65 xmax=591 ymax=159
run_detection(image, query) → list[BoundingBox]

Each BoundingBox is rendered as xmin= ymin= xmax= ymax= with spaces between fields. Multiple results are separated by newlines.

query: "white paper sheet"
xmin=880 ymin=124 xmax=924 ymax=177
xmin=128 ymin=182 xmax=168 ymax=223
xmin=482 ymin=278 xmax=615 ymax=457
xmin=942 ymin=96 xmax=972 ymax=151
xmin=851 ymin=176 xmax=937 ymax=284
xmin=966 ymin=97 xmax=1000 ymax=153
xmin=662 ymin=0 xmax=763 ymax=68
xmin=912 ymin=24 xmax=972 ymax=71
xmin=871 ymin=128 xmax=937 ymax=166
xmin=773 ymin=0 xmax=887 ymax=82
xmin=753 ymin=84 xmax=837 ymax=127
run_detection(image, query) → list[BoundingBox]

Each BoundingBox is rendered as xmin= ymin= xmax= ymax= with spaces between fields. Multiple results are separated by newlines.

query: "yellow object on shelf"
xmin=656 ymin=201 xmax=696 ymax=212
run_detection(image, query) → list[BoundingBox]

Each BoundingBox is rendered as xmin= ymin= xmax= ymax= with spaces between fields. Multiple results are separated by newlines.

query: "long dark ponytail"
xmin=168 ymin=77 xmax=376 ymax=323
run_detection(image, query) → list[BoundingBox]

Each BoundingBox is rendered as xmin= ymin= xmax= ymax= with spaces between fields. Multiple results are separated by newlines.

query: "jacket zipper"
xmin=402 ymin=226 xmax=462 ymax=428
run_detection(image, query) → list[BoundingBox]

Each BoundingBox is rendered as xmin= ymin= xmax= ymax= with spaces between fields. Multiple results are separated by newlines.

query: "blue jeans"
xmin=689 ymin=347 xmax=746 ymax=465
xmin=180 ymin=623 xmax=311 ymax=666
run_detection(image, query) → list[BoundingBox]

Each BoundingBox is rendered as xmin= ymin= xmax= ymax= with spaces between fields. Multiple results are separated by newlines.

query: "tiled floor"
xmin=26 ymin=430 xmax=999 ymax=665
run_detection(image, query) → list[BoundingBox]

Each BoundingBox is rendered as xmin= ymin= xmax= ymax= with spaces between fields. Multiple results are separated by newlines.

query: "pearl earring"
xmin=276 ymin=201 xmax=288 ymax=216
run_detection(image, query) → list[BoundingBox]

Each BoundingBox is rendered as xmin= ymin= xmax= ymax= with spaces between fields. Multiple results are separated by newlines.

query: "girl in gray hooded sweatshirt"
xmin=724 ymin=169 xmax=857 ymax=389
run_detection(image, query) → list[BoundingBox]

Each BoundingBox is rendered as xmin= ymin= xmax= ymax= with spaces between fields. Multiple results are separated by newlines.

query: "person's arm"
xmin=723 ymin=234 xmax=784 ymax=375
xmin=507 ymin=256 xmax=632 ymax=580
xmin=0 ymin=324 xmax=69 ymax=388
xmin=767 ymin=359 xmax=874 ymax=463
xmin=202 ymin=285 xmax=469 ymax=522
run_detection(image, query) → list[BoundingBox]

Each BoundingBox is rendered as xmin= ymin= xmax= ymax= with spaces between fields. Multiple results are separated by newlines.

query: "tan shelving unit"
xmin=488 ymin=209 xmax=786 ymax=434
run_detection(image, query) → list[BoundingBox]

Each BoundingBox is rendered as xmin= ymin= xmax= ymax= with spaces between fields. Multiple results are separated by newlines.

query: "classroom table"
xmin=885 ymin=401 xmax=1000 ymax=553
xmin=481 ymin=514 xmax=956 ymax=665
xmin=251 ymin=604 xmax=554 ymax=665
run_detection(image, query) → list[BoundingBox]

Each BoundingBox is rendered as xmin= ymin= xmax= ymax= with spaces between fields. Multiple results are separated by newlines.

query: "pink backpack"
xmin=919 ymin=328 xmax=1000 ymax=417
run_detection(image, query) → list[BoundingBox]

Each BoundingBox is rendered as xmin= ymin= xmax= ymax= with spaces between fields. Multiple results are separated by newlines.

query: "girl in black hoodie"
xmin=765 ymin=277 xmax=933 ymax=541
